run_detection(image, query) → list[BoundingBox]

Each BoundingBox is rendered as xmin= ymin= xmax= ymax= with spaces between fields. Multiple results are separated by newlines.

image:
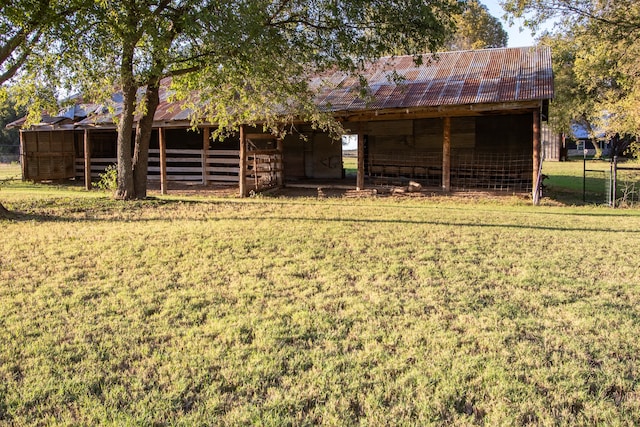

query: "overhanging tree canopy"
xmin=50 ymin=0 xmax=463 ymax=199
xmin=503 ymin=0 xmax=640 ymax=154
xmin=446 ymin=0 xmax=508 ymax=50
xmin=0 ymin=0 xmax=89 ymax=216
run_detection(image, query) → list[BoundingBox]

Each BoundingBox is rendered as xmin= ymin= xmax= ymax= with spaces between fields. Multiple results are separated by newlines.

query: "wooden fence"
xmin=246 ymin=149 xmax=283 ymax=192
xmin=75 ymin=149 xmax=240 ymax=184
xmin=75 ymin=157 xmax=117 ymax=180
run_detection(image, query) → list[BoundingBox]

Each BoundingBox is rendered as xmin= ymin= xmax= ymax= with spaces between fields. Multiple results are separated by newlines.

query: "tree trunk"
xmin=114 ymin=42 xmax=137 ymax=200
xmin=132 ymin=81 xmax=161 ymax=199
xmin=0 ymin=201 xmax=9 ymax=218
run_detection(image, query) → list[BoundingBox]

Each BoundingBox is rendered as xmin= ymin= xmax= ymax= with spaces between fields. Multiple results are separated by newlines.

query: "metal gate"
xmin=584 ymin=156 xmax=640 ymax=206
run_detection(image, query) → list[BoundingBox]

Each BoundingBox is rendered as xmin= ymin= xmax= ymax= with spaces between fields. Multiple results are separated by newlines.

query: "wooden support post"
xmin=276 ymin=136 xmax=284 ymax=187
xmin=442 ymin=116 xmax=451 ymax=192
xmin=356 ymin=129 xmax=365 ymax=190
xmin=202 ymin=127 xmax=210 ymax=185
xmin=19 ymin=131 xmax=26 ymax=181
xmin=239 ymin=125 xmax=247 ymax=197
xmin=159 ymin=127 xmax=167 ymax=195
xmin=83 ymin=129 xmax=92 ymax=190
xmin=533 ymin=109 xmax=541 ymax=203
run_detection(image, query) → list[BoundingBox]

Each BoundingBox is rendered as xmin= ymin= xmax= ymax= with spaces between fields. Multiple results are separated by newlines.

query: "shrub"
xmin=95 ymin=164 xmax=117 ymax=191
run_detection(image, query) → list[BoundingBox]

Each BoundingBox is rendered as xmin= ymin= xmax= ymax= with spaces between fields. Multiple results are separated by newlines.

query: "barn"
xmin=10 ymin=46 xmax=553 ymax=199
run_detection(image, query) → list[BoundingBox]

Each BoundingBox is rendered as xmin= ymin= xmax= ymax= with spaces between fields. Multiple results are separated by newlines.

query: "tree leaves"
xmin=446 ymin=0 xmax=508 ymax=51
xmin=504 ymin=0 xmax=640 ymax=149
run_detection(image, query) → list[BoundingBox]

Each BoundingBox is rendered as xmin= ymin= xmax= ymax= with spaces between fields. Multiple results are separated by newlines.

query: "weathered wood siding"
xmin=310 ymin=132 xmax=342 ymax=179
xmin=541 ymin=123 xmax=562 ymax=161
xmin=282 ymin=134 xmax=305 ymax=178
xmin=282 ymin=128 xmax=342 ymax=180
xmin=363 ymin=114 xmax=533 ymax=190
xmin=23 ymin=130 xmax=76 ymax=181
xmin=475 ymin=114 xmax=532 ymax=153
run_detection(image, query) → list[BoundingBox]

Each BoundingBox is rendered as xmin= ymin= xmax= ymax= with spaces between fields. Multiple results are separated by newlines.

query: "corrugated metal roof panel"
xmin=13 ymin=46 xmax=553 ymax=130
xmin=368 ymin=84 xmax=395 ymax=109
xmin=315 ymin=46 xmax=554 ymax=113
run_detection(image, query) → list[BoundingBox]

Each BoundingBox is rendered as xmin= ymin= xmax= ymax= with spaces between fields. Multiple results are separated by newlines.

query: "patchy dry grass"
xmin=1 ymin=163 xmax=640 ymax=425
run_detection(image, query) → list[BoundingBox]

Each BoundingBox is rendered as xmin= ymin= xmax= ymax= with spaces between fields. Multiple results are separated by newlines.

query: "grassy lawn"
xmin=1 ymin=162 xmax=640 ymax=425
xmin=342 ymin=155 xmax=357 ymax=177
xmin=542 ymin=159 xmax=612 ymax=205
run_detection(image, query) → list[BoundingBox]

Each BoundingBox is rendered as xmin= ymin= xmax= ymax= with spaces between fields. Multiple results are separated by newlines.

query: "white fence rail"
xmin=75 ymin=158 xmax=117 ymax=180
xmin=76 ymin=149 xmax=240 ymax=184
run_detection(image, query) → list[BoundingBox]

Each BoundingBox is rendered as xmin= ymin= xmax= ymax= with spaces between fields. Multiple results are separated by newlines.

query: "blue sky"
xmin=481 ymin=0 xmax=539 ymax=47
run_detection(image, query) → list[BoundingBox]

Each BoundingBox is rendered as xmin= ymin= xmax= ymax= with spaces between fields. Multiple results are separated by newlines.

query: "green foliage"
xmin=95 ymin=164 xmax=118 ymax=191
xmin=0 ymin=93 xmax=22 ymax=156
xmin=55 ymin=0 xmax=463 ymax=199
xmin=445 ymin=0 xmax=508 ymax=50
xmin=628 ymin=141 xmax=640 ymax=159
xmin=165 ymin=0 xmax=463 ymax=138
xmin=1 ymin=174 xmax=640 ymax=424
xmin=503 ymin=0 xmax=640 ymax=152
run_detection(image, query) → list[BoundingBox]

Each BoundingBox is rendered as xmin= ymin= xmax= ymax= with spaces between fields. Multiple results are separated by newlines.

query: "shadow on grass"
xmin=543 ymin=174 xmax=609 ymax=206
xmin=1 ymin=196 xmax=210 ymax=222
xmin=4 ymin=173 xmax=639 ymax=227
xmin=5 ymin=205 xmax=640 ymax=234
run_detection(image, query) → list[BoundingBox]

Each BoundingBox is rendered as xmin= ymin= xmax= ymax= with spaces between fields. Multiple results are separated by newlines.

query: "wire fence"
xmin=451 ymin=151 xmax=532 ymax=192
xmin=582 ymin=159 xmax=610 ymax=205
xmin=0 ymin=143 xmax=19 ymax=164
xmin=583 ymin=157 xmax=640 ymax=207
xmin=367 ymin=150 xmax=532 ymax=192
xmin=612 ymin=160 xmax=640 ymax=207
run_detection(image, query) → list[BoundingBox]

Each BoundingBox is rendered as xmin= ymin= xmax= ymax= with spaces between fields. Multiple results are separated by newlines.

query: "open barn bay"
xmin=1 ymin=176 xmax=640 ymax=424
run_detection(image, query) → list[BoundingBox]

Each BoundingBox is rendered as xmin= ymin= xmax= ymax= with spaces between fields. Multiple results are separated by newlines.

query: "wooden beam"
xmin=239 ymin=125 xmax=247 ymax=197
xmin=532 ymin=109 xmax=541 ymax=203
xmin=341 ymin=101 xmax=544 ymax=123
xmin=202 ymin=127 xmax=210 ymax=185
xmin=276 ymin=136 xmax=284 ymax=187
xmin=19 ymin=131 xmax=26 ymax=181
xmin=83 ymin=129 xmax=92 ymax=190
xmin=356 ymin=129 xmax=365 ymax=190
xmin=245 ymin=133 xmax=275 ymax=140
xmin=159 ymin=127 xmax=167 ymax=195
xmin=442 ymin=116 xmax=451 ymax=192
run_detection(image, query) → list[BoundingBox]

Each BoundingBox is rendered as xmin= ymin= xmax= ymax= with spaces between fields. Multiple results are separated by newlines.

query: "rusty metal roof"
xmin=311 ymin=46 xmax=553 ymax=112
xmin=10 ymin=46 xmax=553 ymax=130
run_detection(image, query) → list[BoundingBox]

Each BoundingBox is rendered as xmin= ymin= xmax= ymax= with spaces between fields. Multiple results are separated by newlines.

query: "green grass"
xmin=1 ymin=162 xmax=640 ymax=425
xmin=542 ymin=159 xmax=612 ymax=205
xmin=342 ymin=156 xmax=357 ymax=177
xmin=0 ymin=163 xmax=21 ymax=181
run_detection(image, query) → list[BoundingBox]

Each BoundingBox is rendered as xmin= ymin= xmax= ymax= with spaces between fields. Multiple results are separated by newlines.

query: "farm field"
xmin=1 ymin=161 xmax=640 ymax=425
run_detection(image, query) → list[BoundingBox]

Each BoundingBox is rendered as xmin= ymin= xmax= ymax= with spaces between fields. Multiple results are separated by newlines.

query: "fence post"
xmin=202 ymin=127 xmax=210 ymax=185
xmin=84 ymin=129 xmax=92 ymax=190
xmin=532 ymin=110 xmax=541 ymax=202
xmin=533 ymin=153 xmax=544 ymax=205
xmin=442 ymin=117 xmax=451 ymax=192
xmin=583 ymin=152 xmax=586 ymax=203
xmin=612 ymin=155 xmax=618 ymax=208
xmin=239 ymin=125 xmax=247 ymax=197
xmin=19 ymin=131 xmax=26 ymax=181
